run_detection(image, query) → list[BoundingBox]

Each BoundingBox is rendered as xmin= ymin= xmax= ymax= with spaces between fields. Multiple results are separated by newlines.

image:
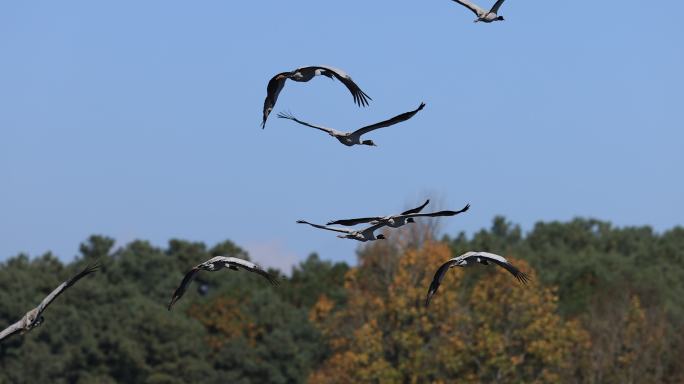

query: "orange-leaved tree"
xmin=309 ymin=232 xmax=589 ymax=383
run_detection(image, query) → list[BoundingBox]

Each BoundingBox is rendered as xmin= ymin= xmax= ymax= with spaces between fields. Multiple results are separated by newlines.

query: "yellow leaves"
xmin=309 ymin=319 xmax=401 ymax=384
xmin=616 ymin=296 xmax=661 ymax=370
xmin=583 ymin=294 xmax=667 ymax=383
xmin=188 ymin=297 xmax=249 ymax=351
xmin=309 ymin=294 xmax=334 ymax=324
xmin=310 ymin=240 xmax=590 ymax=383
xmin=462 ymin=257 xmax=591 ymax=382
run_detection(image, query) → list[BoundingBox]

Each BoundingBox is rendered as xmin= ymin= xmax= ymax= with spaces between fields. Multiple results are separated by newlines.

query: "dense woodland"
xmin=1 ymin=217 xmax=683 ymax=383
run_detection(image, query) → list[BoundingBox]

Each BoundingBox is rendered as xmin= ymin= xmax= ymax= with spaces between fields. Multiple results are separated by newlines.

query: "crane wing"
xmin=168 ymin=267 xmax=201 ymax=310
xmin=328 ymin=199 xmax=431 ymax=226
xmin=359 ymin=222 xmax=387 ymax=237
xmin=0 ymin=320 xmax=23 ymax=342
xmin=326 ymin=216 xmax=382 ymax=226
xmin=490 ymin=0 xmax=506 ymax=14
xmin=465 ymin=252 xmax=530 ymax=285
xmin=352 ymin=103 xmax=425 ymax=137
xmin=400 ymin=203 xmax=470 ymax=220
xmin=276 ymin=112 xmax=335 ymax=134
xmin=451 ymin=0 xmax=486 ymax=16
xmin=400 ymin=199 xmax=430 ymax=215
xmin=36 ymin=262 xmax=99 ymax=315
xmin=218 ymin=257 xmax=280 ymax=286
xmin=312 ymin=65 xmax=372 ymax=107
xmin=297 ymin=220 xmax=352 ymax=234
xmin=425 ymin=259 xmax=459 ymax=306
xmin=262 ymin=72 xmax=289 ymax=129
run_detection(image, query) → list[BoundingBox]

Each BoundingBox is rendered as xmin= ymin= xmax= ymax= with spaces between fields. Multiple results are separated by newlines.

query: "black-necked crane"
xmin=168 ymin=256 xmax=279 ymax=310
xmin=277 ymin=103 xmax=425 ymax=147
xmin=328 ymin=201 xmax=470 ymax=228
xmin=425 ymin=251 xmax=529 ymax=306
xmin=296 ymin=220 xmax=387 ymax=242
xmin=451 ymin=0 xmax=507 ymax=23
xmin=262 ymin=65 xmax=371 ymax=128
xmin=0 ymin=262 xmax=99 ymax=342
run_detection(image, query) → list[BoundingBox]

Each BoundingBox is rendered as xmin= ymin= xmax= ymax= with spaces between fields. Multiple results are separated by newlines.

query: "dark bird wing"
xmin=425 ymin=260 xmax=458 ymax=306
xmin=219 ymin=257 xmax=280 ymax=286
xmin=401 ymin=199 xmax=430 ymax=215
xmin=297 ymin=220 xmax=352 ymax=234
xmin=35 ymin=261 xmax=99 ymax=315
xmin=252 ymin=268 xmax=280 ymax=286
xmin=168 ymin=267 xmax=201 ymax=311
xmin=452 ymin=0 xmax=486 ymax=16
xmin=0 ymin=320 xmax=23 ymax=342
xmin=328 ymin=199 xmax=431 ymax=226
xmin=352 ymin=102 xmax=425 ymax=137
xmin=401 ymin=203 xmax=470 ymax=219
xmin=467 ymin=252 xmax=530 ymax=285
xmin=359 ymin=222 xmax=388 ymax=237
xmin=326 ymin=216 xmax=382 ymax=226
xmin=490 ymin=0 xmax=506 ymax=13
xmin=311 ymin=66 xmax=372 ymax=107
xmin=277 ymin=112 xmax=335 ymax=134
xmin=262 ymin=72 xmax=289 ymax=129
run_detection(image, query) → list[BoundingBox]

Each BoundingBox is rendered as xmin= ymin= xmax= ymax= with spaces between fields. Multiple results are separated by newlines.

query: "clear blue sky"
xmin=1 ymin=1 xmax=683 ymax=271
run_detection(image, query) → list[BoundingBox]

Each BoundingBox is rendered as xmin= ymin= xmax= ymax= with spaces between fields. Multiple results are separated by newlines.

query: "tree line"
xmin=1 ymin=217 xmax=682 ymax=383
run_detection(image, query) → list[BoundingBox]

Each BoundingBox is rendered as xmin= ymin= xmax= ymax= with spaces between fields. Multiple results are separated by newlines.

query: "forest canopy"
xmin=1 ymin=217 xmax=682 ymax=383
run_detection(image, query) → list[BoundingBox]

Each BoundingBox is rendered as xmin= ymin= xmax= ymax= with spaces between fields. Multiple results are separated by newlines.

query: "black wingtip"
xmin=81 ymin=260 xmax=101 ymax=277
xmin=277 ymin=111 xmax=295 ymax=120
xmin=425 ymin=291 xmax=434 ymax=307
xmin=425 ymin=280 xmax=440 ymax=307
xmin=418 ymin=199 xmax=430 ymax=210
xmin=355 ymin=91 xmax=372 ymax=107
xmin=260 ymin=269 xmax=280 ymax=286
xmin=417 ymin=102 xmax=426 ymax=111
xmin=167 ymin=291 xmax=181 ymax=311
xmin=87 ymin=261 xmax=101 ymax=272
xmin=517 ymin=272 xmax=531 ymax=286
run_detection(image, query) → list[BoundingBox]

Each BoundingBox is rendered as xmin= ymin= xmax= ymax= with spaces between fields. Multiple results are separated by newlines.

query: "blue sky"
xmin=1 ymin=1 xmax=683 ymax=271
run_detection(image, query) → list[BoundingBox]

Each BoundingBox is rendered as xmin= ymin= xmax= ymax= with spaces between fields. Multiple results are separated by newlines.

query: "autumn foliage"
xmin=309 ymin=239 xmax=590 ymax=383
xmin=1 ymin=218 xmax=683 ymax=383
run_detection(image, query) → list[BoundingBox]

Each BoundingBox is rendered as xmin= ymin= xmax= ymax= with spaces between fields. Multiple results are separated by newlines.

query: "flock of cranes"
xmin=297 ymin=200 xmax=471 ymax=241
xmin=1 ymin=0 xmax=528 ymax=344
